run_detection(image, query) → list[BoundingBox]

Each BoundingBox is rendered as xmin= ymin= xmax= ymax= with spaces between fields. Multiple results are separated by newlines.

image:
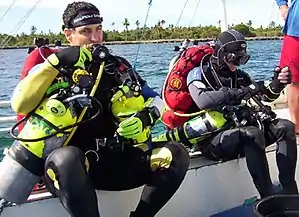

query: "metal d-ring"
xmin=84 ymin=138 xmax=103 ymax=161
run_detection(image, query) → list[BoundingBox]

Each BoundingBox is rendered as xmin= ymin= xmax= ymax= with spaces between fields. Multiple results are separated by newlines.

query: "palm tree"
xmin=217 ymin=20 xmax=221 ymax=28
xmin=160 ymin=20 xmax=166 ymax=28
xmin=30 ymin=25 xmax=37 ymax=35
xmin=247 ymin=20 xmax=252 ymax=27
xmin=123 ymin=18 xmax=130 ymax=41
xmin=111 ymin=22 xmax=115 ymax=31
xmin=269 ymin=21 xmax=276 ymax=28
xmin=123 ymin=18 xmax=130 ymax=31
xmin=157 ymin=20 xmax=161 ymax=28
xmin=135 ymin=20 xmax=140 ymax=29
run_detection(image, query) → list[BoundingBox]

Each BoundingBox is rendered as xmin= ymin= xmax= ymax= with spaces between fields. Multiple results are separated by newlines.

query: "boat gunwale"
xmin=7 ymin=144 xmax=282 ymax=206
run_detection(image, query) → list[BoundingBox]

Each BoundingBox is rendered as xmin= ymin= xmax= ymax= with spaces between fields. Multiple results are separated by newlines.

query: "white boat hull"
xmin=0 ymin=92 xmax=296 ymax=217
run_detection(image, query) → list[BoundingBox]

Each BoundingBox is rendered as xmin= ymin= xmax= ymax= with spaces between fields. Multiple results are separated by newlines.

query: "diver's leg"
xmin=89 ymin=141 xmax=189 ymax=217
xmin=265 ymin=118 xmax=298 ymax=194
xmin=209 ymin=127 xmax=273 ymax=198
xmin=131 ymin=141 xmax=190 ymax=217
xmin=44 ymin=146 xmax=100 ymax=217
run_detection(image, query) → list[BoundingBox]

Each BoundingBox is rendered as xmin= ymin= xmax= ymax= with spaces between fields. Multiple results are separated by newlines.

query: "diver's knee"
xmin=240 ymin=126 xmax=265 ymax=149
xmin=277 ymin=118 xmax=295 ymax=136
xmin=150 ymin=142 xmax=190 ymax=172
xmin=45 ymin=146 xmax=85 ymax=171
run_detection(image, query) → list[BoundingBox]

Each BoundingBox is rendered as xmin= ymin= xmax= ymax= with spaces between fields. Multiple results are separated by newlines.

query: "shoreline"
xmin=1 ymin=36 xmax=283 ymax=49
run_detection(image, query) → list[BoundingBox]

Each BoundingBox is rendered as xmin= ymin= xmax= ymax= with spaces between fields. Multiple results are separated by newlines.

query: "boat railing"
xmin=0 ymin=100 xmax=16 ymax=134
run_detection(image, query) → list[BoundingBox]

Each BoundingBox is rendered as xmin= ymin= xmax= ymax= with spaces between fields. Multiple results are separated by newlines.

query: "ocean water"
xmin=0 ymin=40 xmax=284 ymax=156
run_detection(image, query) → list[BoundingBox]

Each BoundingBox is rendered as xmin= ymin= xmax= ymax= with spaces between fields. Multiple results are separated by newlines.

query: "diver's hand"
xmin=117 ymin=116 xmax=144 ymax=139
xmin=117 ymin=108 xmax=154 ymax=139
xmin=279 ymin=4 xmax=288 ymax=21
xmin=223 ymin=82 xmax=264 ymax=103
xmin=268 ymin=66 xmax=291 ymax=93
xmin=47 ymin=46 xmax=93 ymax=69
xmin=276 ymin=66 xmax=292 ymax=84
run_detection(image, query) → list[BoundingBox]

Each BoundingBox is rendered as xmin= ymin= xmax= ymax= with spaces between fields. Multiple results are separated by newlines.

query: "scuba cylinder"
xmin=109 ymin=64 xmax=151 ymax=145
xmin=153 ymin=110 xmax=227 ymax=146
xmin=0 ymin=45 xmax=109 ymax=204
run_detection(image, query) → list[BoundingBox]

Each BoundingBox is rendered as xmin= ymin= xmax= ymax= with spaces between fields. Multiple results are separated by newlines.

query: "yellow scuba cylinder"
xmin=110 ymin=85 xmax=151 ymax=144
xmin=0 ymin=45 xmax=109 ymax=204
xmin=153 ymin=110 xmax=227 ymax=145
xmin=111 ymin=85 xmax=145 ymax=122
xmin=18 ymin=94 xmax=78 ymax=158
xmin=0 ymin=83 xmax=77 ymax=204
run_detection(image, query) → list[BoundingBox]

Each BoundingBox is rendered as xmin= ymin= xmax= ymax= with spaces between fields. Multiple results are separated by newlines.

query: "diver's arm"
xmin=239 ymin=70 xmax=284 ymax=102
xmin=11 ymin=62 xmax=58 ymax=115
xmin=189 ymin=81 xmax=228 ymax=109
xmin=141 ymin=84 xmax=160 ymax=99
xmin=188 ymin=80 xmax=259 ymax=110
xmin=249 ymin=80 xmax=281 ymax=102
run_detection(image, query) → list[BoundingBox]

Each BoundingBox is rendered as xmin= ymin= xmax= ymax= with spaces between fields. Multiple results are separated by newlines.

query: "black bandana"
xmin=65 ymin=10 xmax=103 ymax=29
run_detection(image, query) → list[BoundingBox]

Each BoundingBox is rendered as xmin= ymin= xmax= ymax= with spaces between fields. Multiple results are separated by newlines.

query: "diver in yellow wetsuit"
xmin=0 ymin=2 xmax=190 ymax=217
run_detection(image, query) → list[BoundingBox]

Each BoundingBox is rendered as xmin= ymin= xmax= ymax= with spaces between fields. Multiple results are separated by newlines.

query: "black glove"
xmin=223 ymin=81 xmax=265 ymax=103
xmin=268 ymin=66 xmax=292 ymax=93
xmin=47 ymin=46 xmax=93 ymax=70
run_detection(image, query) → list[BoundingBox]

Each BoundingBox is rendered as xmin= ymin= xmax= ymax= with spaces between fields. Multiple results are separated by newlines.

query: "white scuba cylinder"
xmin=169 ymin=55 xmax=179 ymax=71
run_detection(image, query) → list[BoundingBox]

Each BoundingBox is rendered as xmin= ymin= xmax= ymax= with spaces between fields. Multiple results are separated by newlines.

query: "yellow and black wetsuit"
xmin=11 ymin=53 xmax=190 ymax=217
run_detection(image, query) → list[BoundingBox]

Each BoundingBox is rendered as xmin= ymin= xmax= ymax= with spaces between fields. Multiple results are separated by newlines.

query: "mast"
xmin=220 ymin=0 xmax=228 ymax=32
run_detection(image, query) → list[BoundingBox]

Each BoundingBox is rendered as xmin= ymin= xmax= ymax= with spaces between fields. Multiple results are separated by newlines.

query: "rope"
xmin=0 ymin=0 xmax=43 ymax=50
xmin=132 ymin=0 xmax=153 ymax=69
xmin=157 ymin=0 xmax=191 ymax=61
xmin=188 ymin=0 xmax=201 ymax=27
xmin=0 ymin=0 xmax=19 ymax=23
xmin=132 ymin=0 xmax=192 ymax=69
xmin=175 ymin=0 xmax=190 ymax=27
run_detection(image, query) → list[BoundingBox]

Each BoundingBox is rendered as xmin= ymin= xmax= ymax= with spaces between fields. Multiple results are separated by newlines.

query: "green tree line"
xmin=0 ymin=19 xmax=283 ymax=47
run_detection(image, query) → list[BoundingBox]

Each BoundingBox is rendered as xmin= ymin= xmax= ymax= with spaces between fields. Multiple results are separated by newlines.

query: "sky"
xmin=0 ymin=0 xmax=286 ymax=35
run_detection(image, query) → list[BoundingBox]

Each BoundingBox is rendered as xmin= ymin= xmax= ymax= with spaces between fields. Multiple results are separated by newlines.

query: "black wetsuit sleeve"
xmin=188 ymin=80 xmax=258 ymax=110
xmin=188 ymin=81 xmax=230 ymax=110
xmin=259 ymin=80 xmax=284 ymax=102
xmin=238 ymin=70 xmax=281 ymax=102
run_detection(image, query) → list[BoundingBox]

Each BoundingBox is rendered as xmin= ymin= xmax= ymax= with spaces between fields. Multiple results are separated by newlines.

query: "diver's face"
xmin=64 ymin=23 xmax=103 ymax=47
xmin=224 ymin=57 xmax=238 ymax=72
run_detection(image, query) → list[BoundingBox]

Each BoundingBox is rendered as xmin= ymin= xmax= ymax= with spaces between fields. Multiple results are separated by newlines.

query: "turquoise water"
xmin=0 ymin=40 xmax=284 ymax=156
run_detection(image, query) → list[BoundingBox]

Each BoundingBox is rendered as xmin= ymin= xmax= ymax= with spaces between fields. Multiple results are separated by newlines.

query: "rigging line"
xmin=0 ymin=0 xmax=43 ymax=49
xmin=0 ymin=0 xmax=19 ymax=23
xmin=160 ymin=0 xmax=190 ymax=55
xmin=174 ymin=0 xmax=190 ymax=27
xmin=188 ymin=0 xmax=201 ymax=27
xmin=0 ymin=9 xmax=34 ymax=48
xmin=132 ymin=0 xmax=153 ymax=69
